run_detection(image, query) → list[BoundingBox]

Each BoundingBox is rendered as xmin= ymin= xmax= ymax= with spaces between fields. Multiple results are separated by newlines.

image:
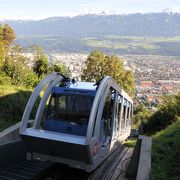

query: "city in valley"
xmin=23 ymin=52 xmax=180 ymax=109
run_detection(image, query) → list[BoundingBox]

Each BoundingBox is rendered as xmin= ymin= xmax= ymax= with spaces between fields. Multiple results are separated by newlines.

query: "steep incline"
xmin=151 ymin=119 xmax=180 ymax=180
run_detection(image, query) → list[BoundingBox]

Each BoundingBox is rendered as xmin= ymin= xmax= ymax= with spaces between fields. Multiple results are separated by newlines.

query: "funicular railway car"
xmin=20 ymin=73 xmax=133 ymax=172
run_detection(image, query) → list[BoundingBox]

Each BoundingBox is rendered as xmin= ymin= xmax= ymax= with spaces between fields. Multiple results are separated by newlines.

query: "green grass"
xmin=83 ymin=37 xmax=163 ymax=50
xmin=124 ymin=138 xmax=137 ymax=147
xmin=0 ymin=84 xmax=31 ymax=96
xmin=0 ymin=84 xmax=34 ymax=131
xmin=130 ymin=42 xmax=160 ymax=50
xmin=113 ymin=44 xmax=129 ymax=49
xmin=106 ymin=35 xmax=180 ymax=43
xmin=106 ymin=35 xmax=145 ymax=41
xmin=84 ymin=39 xmax=112 ymax=48
xmin=148 ymin=36 xmax=180 ymax=43
xmin=83 ymin=36 xmax=180 ymax=52
xmin=151 ymin=119 xmax=180 ymax=180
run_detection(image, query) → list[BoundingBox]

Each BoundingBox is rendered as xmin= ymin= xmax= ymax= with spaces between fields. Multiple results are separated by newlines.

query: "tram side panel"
xmin=90 ymin=84 xmax=133 ymax=171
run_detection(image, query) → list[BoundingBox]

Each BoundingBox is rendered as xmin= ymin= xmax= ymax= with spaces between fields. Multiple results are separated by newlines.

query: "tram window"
xmin=112 ymin=93 xmax=119 ymax=134
xmin=130 ymin=104 xmax=133 ymax=118
xmin=45 ymin=94 xmax=56 ymax=119
xmin=127 ymin=102 xmax=130 ymax=119
xmin=118 ymin=95 xmax=122 ymax=111
xmin=101 ymin=88 xmax=115 ymax=144
xmin=115 ymin=98 xmax=119 ymax=127
xmin=121 ymin=99 xmax=127 ymax=129
xmin=117 ymin=95 xmax=122 ymax=130
xmin=123 ymin=99 xmax=127 ymax=120
xmin=47 ymin=94 xmax=94 ymax=124
xmin=59 ymin=96 xmax=66 ymax=111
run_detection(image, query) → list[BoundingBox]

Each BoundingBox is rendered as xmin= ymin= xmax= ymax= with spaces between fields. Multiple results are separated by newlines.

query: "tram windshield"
xmin=43 ymin=92 xmax=94 ymax=136
xmin=47 ymin=93 xmax=94 ymax=123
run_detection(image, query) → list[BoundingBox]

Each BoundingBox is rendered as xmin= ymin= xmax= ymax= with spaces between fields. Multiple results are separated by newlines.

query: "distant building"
xmin=51 ymin=53 xmax=88 ymax=80
xmin=140 ymin=81 xmax=154 ymax=88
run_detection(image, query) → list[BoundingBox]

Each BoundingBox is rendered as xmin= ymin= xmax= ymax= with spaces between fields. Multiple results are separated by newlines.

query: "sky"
xmin=0 ymin=0 xmax=180 ymax=20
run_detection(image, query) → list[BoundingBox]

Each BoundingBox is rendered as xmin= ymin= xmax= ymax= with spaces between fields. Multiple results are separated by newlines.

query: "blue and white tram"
xmin=20 ymin=73 xmax=133 ymax=172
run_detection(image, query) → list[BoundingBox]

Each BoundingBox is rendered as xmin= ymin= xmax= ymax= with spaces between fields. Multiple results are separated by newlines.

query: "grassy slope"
xmin=123 ymin=138 xmax=137 ymax=147
xmin=0 ymin=84 xmax=33 ymax=131
xmin=151 ymin=119 xmax=180 ymax=180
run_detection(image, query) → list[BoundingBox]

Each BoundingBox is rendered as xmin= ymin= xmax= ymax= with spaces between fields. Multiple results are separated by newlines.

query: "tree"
xmin=11 ymin=44 xmax=23 ymax=53
xmin=0 ymin=25 xmax=39 ymax=87
xmin=2 ymin=24 xmax=15 ymax=54
xmin=121 ymin=70 xmax=135 ymax=95
xmin=143 ymin=93 xmax=180 ymax=135
xmin=0 ymin=25 xmax=4 ymax=68
xmin=32 ymin=46 xmax=71 ymax=80
xmin=24 ymin=72 xmax=39 ymax=87
xmin=81 ymin=50 xmax=135 ymax=96
xmin=2 ymin=51 xmax=31 ymax=85
xmin=49 ymin=64 xmax=71 ymax=77
xmin=0 ymin=24 xmax=15 ymax=68
xmin=81 ymin=50 xmax=105 ymax=82
xmin=133 ymin=103 xmax=151 ymax=129
xmin=33 ymin=47 xmax=49 ymax=78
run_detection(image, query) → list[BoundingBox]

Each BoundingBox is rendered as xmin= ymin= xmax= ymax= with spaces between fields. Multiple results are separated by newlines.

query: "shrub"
xmin=24 ymin=73 xmax=39 ymax=87
xmin=143 ymin=93 xmax=180 ymax=135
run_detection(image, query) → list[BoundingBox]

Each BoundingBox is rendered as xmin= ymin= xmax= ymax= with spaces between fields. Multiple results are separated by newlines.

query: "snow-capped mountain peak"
xmin=163 ymin=7 xmax=180 ymax=14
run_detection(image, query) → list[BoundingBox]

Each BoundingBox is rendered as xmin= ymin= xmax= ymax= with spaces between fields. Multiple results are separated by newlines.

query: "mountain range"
xmin=1 ymin=11 xmax=180 ymax=55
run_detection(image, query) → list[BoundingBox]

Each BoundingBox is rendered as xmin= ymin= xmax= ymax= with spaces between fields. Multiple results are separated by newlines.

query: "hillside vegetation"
xmin=151 ymin=119 xmax=180 ymax=180
xmin=143 ymin=93 xmax=180 ymax=135
xmin=0 ymin=83 xmax=33 ymax=131
xmin=134 ymin=93 xmax=180 ymax=180
xmin=0 ymin=23 xmax=70 ymax=132
xmin=0 ymin=73 xmax=41 ymax=132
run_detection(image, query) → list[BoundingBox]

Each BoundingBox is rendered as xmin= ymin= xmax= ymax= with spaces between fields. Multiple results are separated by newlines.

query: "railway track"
xmin=0 ymin=145 xmax=129 ymax=180
xmin=87 ymin=146 xmax=129 ymax=180
xmin=0 ymin=160 xmax=53 ymax=180
xmin=41 ymin=145 xmax=128 ymax=180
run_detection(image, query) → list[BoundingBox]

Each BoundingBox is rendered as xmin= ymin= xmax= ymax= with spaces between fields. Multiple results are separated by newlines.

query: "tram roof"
xmin=68 ymin=82 xmax=97 ymax=90
xmin=52 ymin=82 xmax=97 ymax=95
